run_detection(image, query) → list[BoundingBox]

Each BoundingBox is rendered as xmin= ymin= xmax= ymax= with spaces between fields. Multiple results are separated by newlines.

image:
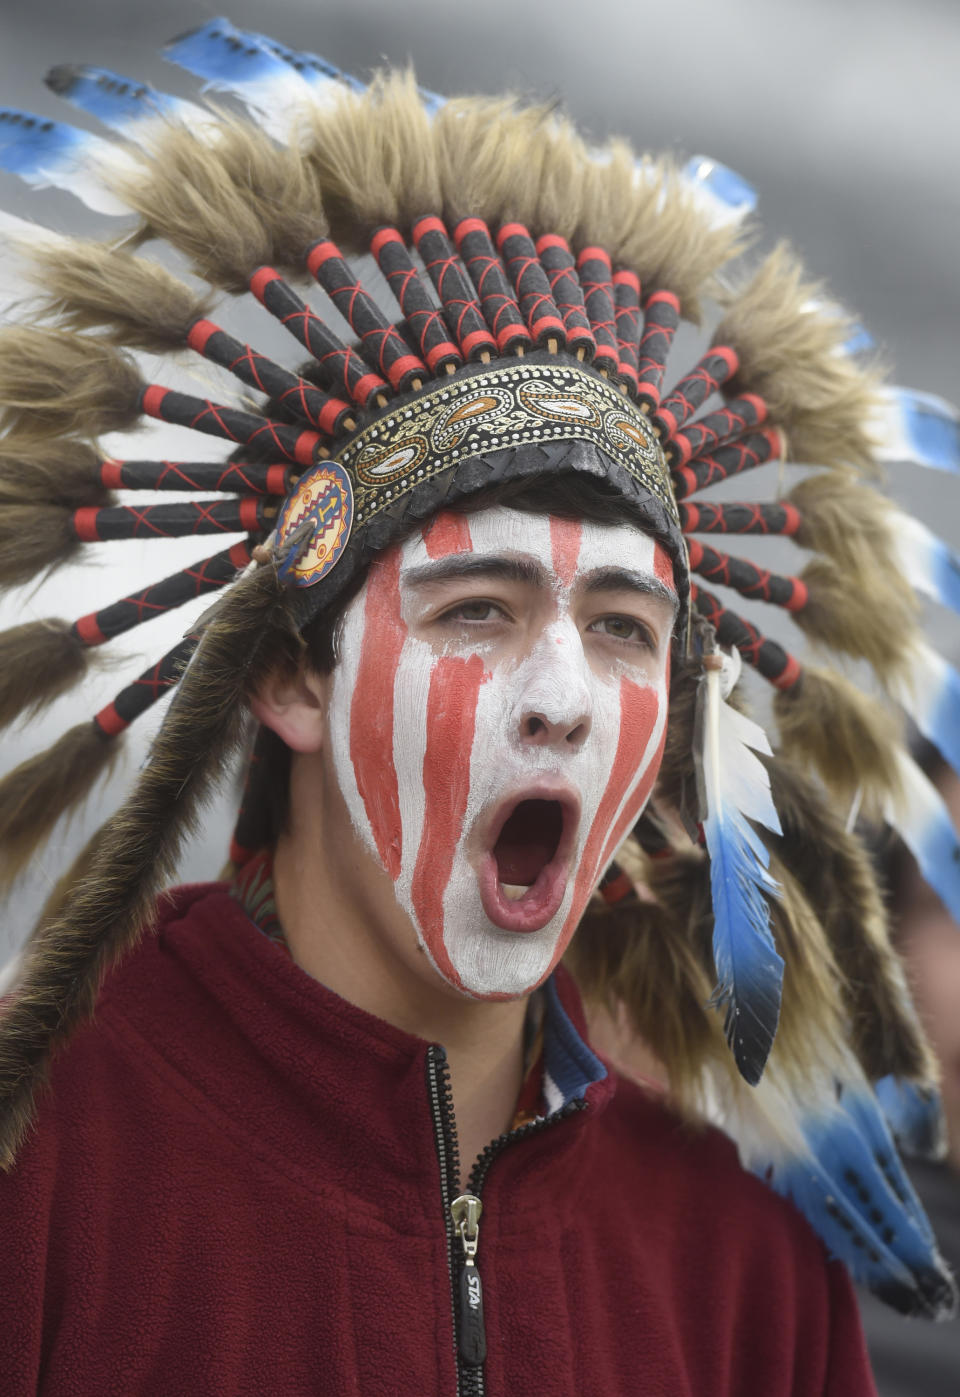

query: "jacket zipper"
xmin=426 ymin=1044 xmax=584 ymax=1396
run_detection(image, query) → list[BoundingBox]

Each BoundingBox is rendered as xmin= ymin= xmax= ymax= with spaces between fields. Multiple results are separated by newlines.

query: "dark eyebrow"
xmin=402 ymin=555 xmax=548 ymax=589
xmin=582 ymin=567 xmax=678 ymax=614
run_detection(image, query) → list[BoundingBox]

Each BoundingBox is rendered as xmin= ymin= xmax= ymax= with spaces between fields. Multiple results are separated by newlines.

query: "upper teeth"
xmin=501 ymin=883 xmax=531 ymax=901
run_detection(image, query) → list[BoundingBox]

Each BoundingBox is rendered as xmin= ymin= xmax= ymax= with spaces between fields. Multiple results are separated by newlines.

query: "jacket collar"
xmin=98 ymin=884 xmax=614 ymax=1223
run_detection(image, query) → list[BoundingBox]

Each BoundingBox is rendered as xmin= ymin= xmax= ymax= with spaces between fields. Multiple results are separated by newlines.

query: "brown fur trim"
xmin=764 ymin=855 xmax=851 ymax=1089
xmin=774 ymin=666 xmax=902 ymax=814
xmin=24 ymin=241 xmax=213 ymax=354
xmin=0 ymin=327 xmax=141 ymax=439
xmin=768 ymin=757 xmax=935 ymax=1083
xmin=0 ymin=565 xmax=298 ymax=1168
xmin=790 ymin=469 xmax=898 ymax=578
xmin=714 ymin=245 xmax=880 ymax=473
xmin=0 ymin=619 xmax=91 ymax=731
xmin=432 ymin=96 xmax=741 ymax=315
xmin=110 ymin=119 xmax=326 ymax=293
xmin=433 ymin=94 xmax=557 ymax=230
xmin=299 ymin=76 xmax=741 ymax=313
xmin=0 ymin=722 xmax=118 ymax=890
xmin=596 ymin=154 xmax=746 ymax=316
xmin=306 ymin=70 xmax=442 ymax=242
xmin=0 ymin=438 xmax=107 ymax=510
xmin=0 ymin=504 xmax=79 ymax=587
xmin=566 ymin=843 xmax=732 ymax=1113
xmin=797 ymin=554 xmax=917 ymax=677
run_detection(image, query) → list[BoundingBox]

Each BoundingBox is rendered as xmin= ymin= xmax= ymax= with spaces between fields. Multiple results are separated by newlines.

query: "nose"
xmin=515 ymin=624 xmax=593 ymax=750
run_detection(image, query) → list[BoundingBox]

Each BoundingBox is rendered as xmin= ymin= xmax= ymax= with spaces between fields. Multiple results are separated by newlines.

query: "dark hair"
xmin=247 ymin=470 xmax=681 ymax=849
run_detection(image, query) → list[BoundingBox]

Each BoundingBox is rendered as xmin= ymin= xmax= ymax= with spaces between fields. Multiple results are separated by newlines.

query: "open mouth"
xmin=478 ymin=794 xmax=577 ymax=933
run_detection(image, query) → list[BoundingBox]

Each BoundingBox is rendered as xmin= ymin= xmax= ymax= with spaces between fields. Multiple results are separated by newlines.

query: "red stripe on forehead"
xmin=349 ymin=548 xmax=406 ymax=879
xmin=653 ymin=540 xmax=675 ymax=593
xmin=410 ymin=653 xmax=487 ymax=989
xmin=559 ymin=679 xmax=661 ymax=947
xmin=422 ymin=511 xmax=473 ymax=558
xmin=549 ymin=516 xmax=582 ymax=587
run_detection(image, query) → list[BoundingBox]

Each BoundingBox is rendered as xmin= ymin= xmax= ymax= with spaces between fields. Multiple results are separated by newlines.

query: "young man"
xmin=0 ymin=22 xmax=955 ymax=1394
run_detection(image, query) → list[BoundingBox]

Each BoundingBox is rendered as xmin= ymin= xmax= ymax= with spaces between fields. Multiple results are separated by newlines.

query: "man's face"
xmin=325 ymin=504 xmax=676 ymax=999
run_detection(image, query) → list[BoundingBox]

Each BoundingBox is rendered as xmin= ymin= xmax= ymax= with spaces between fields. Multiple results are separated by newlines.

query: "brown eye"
xmin=590 ymin=615 xmax=654 ymax=648
xmin=445 ymin=600 xmax=502 ymax=622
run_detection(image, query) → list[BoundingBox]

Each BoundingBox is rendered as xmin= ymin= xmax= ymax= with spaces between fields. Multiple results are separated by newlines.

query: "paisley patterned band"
xmin=276 ymin=360 xmax=675 ymax=588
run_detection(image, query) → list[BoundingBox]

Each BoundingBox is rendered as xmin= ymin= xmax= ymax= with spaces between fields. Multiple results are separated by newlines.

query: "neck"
xmin=272 ymin=754 xmax=530 ymax=1186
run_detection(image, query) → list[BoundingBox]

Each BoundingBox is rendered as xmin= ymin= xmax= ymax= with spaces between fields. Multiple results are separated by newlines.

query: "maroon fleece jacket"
xmin=0 ymin=885 xmax=876 ymax=1395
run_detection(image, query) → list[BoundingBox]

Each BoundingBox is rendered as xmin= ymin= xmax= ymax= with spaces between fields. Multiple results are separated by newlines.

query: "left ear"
xmin=250 ymin=662 xmax=329 ymax=754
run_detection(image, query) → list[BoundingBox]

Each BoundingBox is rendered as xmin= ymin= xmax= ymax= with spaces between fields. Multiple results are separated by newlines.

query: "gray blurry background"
xmin=0 ymin=0 xmax=957 ymax=953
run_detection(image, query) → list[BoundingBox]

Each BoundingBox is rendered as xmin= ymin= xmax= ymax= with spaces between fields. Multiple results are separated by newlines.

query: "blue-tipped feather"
xmin=894 ymin=509 xmax=960 ymax=616
xmin=841 ymin=323 xmax=875 ymax=356
xmin=44 ymin=64 xmax=205 ymax=144
xmin=875 ymin=387 xmax=960 ymax=472
xmin=0 ymin=106 xmax=133 ymax=213
xmin=896 ymin=642 xmax=960 ymax=782
xmin=242 ymin=29 xmax=367 ymax=96
xmin=886 ymin=749 xmax=960 ymax=924
xmin=416 ymin=83 xmax=447 ymax=117
xmin=165 ymin=17 xmax=291 ymax=89
xmin=700 ymin=660 xmax=784 ymax=1084
xmin=763 ymin=1078 xmax=955 ymax=1316
xmin=164 ymin=17 xmax=318 ymax=140
xmin=684 ymin=156 xmax=757 ymax=223
xmin=875 ymin=1076 xmax=947 ymax=1162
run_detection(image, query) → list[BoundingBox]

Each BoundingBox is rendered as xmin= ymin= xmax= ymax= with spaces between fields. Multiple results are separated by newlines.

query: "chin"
xmin=425 ymin=881 xmax=577 ymax=1001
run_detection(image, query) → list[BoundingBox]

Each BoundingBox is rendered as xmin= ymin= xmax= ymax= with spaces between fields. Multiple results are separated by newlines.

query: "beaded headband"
xmin=275 ymin=357 xmax=678 ymax=591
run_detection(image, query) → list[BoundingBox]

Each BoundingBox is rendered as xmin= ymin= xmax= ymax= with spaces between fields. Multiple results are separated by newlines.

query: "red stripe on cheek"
xmin=410 ymin=653 xmax=487 ymax=989
xmin=422 ymin=510 xmax=473 ymax=558
xmin=349 ymin=549 xmax=406 ymax=878
xmin=560 ymin=680 xmax=661 ymax=947
xmin=550 ymin=517 xmax=582 ymax=588
xmin=599 ymin=712 xmax=666 ymax=873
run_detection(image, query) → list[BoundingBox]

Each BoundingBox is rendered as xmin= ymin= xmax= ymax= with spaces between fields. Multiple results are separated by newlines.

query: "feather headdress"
xmin=0 ymin=15 xmax=956 ymax=1319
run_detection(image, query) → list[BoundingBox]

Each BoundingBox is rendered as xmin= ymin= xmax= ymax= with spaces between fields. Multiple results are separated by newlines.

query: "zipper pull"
xmin=451 ymin=1193 xmax=486 ymax=1367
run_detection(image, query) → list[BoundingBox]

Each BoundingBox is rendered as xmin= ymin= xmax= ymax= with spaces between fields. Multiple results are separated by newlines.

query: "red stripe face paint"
xmin=346 ymin=550 xmax=406 ymax=879
xmin=549 ymin=517 xmax=582 ymax=588
xmin=327 ymin=505 xmax=676 ymax=999
xmin=422 ymin=510 xmax=473 ymax=559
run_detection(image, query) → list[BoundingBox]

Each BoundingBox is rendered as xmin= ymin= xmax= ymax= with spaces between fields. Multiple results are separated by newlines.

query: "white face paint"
xmin=326 ymin=505 xmax=676 ymax=999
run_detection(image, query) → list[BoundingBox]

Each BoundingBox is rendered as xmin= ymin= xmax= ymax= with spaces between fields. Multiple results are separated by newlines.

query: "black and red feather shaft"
xmin=99 ymin=458 xmax=295 ymax=496
xmin=70 ymin=497 xmax=270 ymax=543
xmin=306 ymin=239 xmax=426 ymax=393
xmin=688 ymin=538 xmax=808 ymax=612
xmin=454 ymin=218 xmax=531 ymax=355
xmin=692 ymin=584 xmax=801 ymax=691
xmin=672 ymin=428 xmax=783 ymax=500
xmin=634 ymin=291 xmax=680 ymax=412
xmin=249 ymin=266 xmax=386 ymax=407
xmin=94 ymin=636 xmax=197 ymax=737
xmin=72 ymin=542 xmax=252 ymax=646
xmin=139 ymin=385 xmax=324 ymax=467
xmin=669 ymin=394 xmax=768 ymax=468
xmin=576 ymin=246 xmax=618 ymax=373
xmin=534 ymin=234 xmax=596 ymax=360
xmin=370 ymin=227 xmax=462 ymax=375
xmin=612 ymin=269 xmax=642 ymax=394
xmin=412 ymin=216 xmax=497 ymax=361
xmin=497 ymin=223 xmax=566 ymax=348
xmin=656 ymin=347 xmax=739 ymax=438
xmin=184 ymin=319 xmax=352 ymax=437
xmin=679 ymin=501 xmax=801 ymax=538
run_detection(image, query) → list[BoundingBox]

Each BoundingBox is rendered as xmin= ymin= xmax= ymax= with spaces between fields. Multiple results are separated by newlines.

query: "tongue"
xmin=494 ymin=800 xmax=562 ymax=885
